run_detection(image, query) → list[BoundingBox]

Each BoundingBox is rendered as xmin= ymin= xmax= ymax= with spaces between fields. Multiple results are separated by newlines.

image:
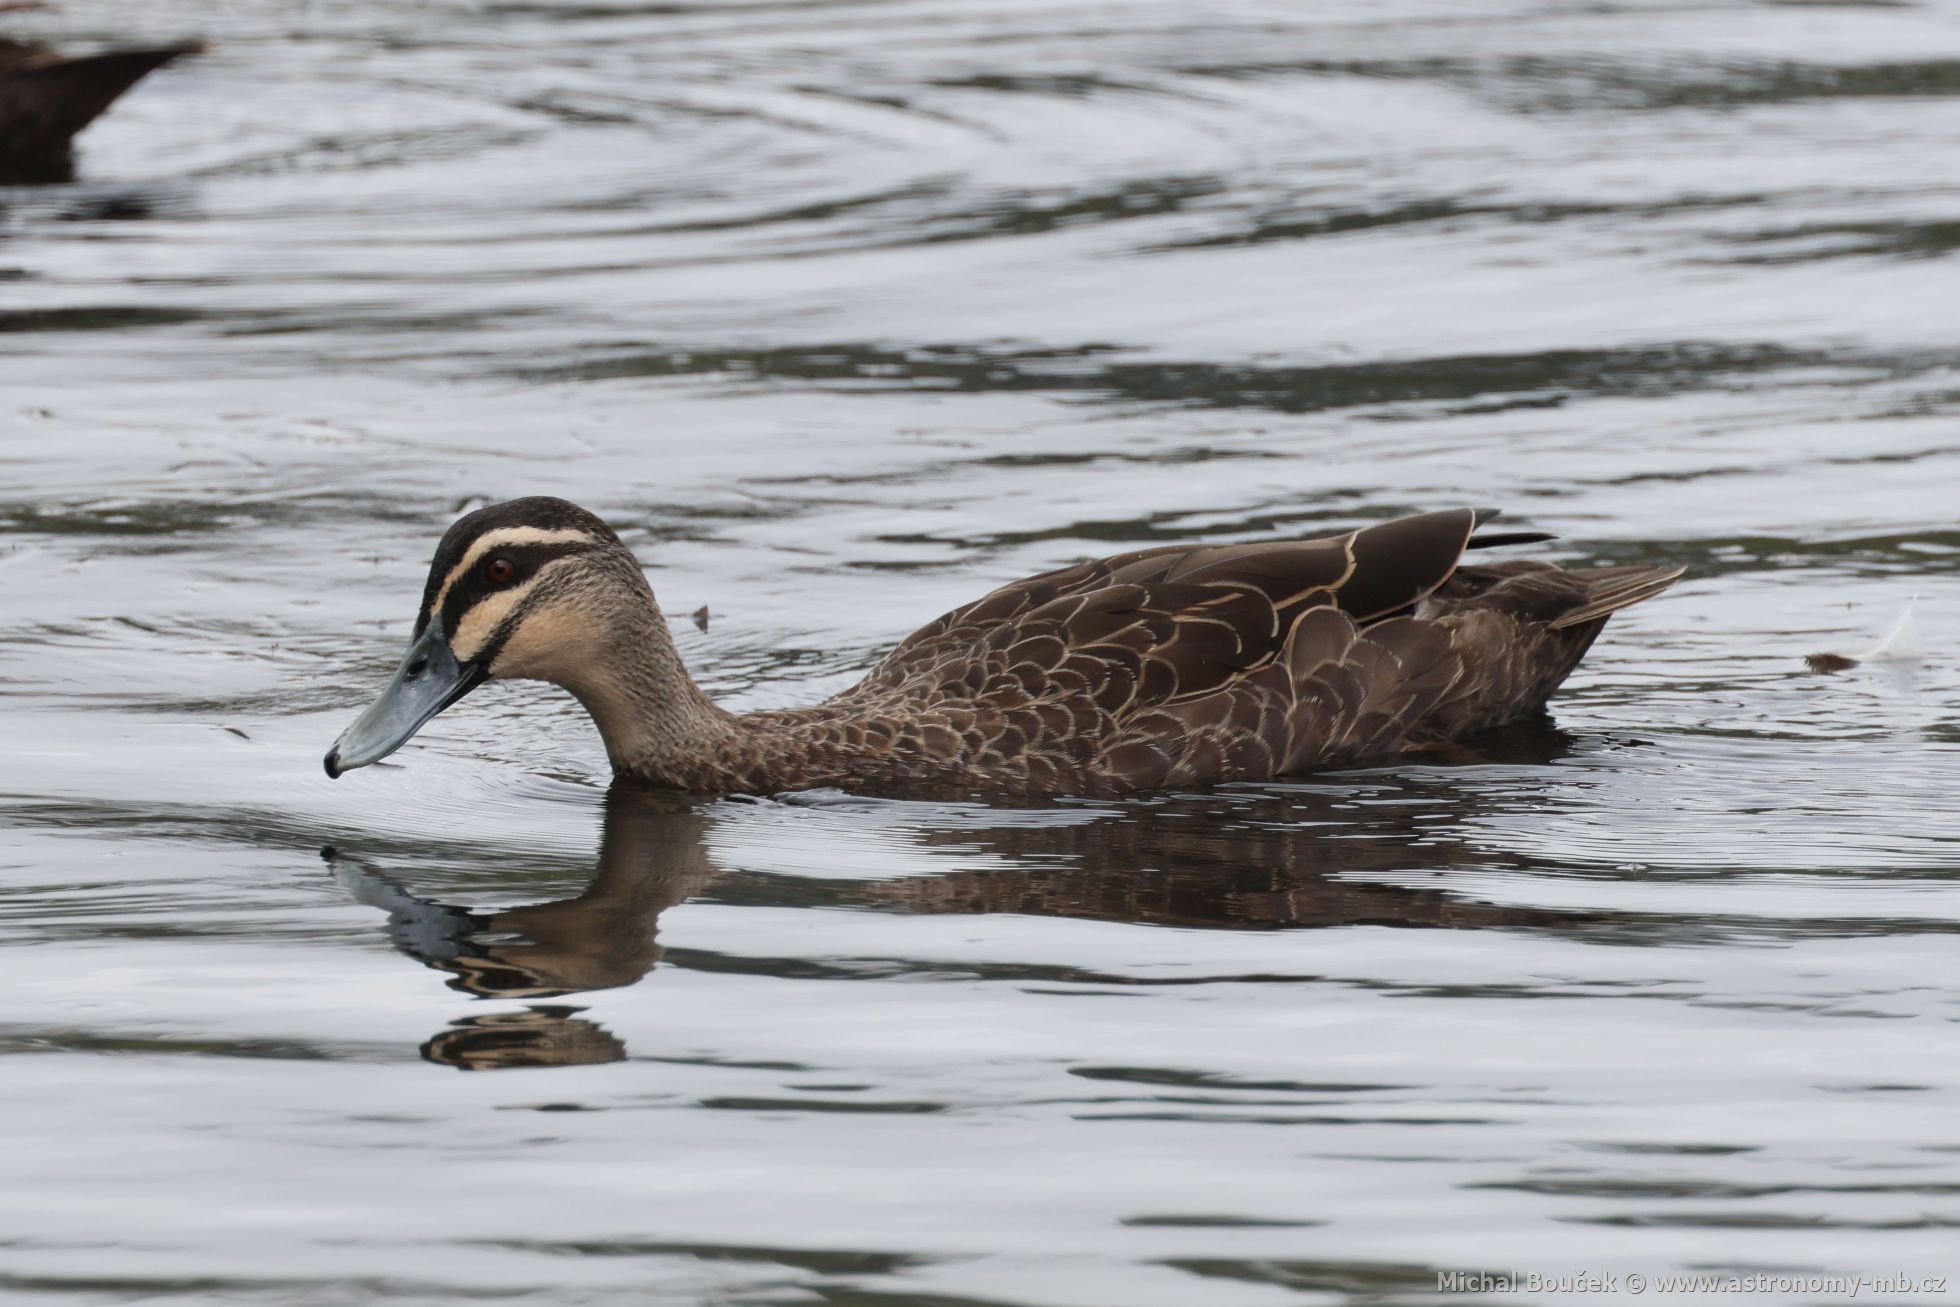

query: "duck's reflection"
xmin=332 ymin=723 xmax=1594 ymax=1070
xmin=333 ymin=792 xmax=715 ymax=1001
xmin=329 ymin=789 xmax=715 ymax=1069
xmin=420 ymin=1007 xmax=627 ymax=1071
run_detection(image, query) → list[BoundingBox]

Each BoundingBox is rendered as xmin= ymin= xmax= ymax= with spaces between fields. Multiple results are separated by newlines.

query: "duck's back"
xmin=766 ymin=510 xmax=1680 ymax=795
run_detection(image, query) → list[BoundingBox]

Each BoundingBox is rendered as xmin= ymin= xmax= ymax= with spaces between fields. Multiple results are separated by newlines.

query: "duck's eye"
xmin=483 ymin=556 xmax=516 ymax=585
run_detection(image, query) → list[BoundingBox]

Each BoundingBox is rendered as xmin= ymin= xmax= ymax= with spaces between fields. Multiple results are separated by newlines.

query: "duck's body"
xmin=326 ymin=498 xmax=1682 ymax=798
xmin=0 ymin=36 xmax=200 ymax=184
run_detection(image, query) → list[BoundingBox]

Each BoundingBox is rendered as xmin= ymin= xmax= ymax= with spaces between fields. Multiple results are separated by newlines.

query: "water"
xmin=4 ymin=0 xmax=1959 ymax=1302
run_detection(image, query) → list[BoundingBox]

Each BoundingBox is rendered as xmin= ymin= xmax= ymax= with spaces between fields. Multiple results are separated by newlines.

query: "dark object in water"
xmin=691 ymin=604 xmax=711 ymax=631
xmin=1804 ymin=652 xmax=1858 ymax=674
xmin=0 ymin=36 xmax=202 ymax=184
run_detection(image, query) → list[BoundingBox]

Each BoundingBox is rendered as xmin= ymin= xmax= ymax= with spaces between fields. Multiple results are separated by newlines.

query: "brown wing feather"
xmin=1329 ymin=508 xmax=1477 ymax=619
xmin=760 ymin=512 xmax=1682 ymax=796
xmin=856 ymin=509 xmax=1478 ymax=701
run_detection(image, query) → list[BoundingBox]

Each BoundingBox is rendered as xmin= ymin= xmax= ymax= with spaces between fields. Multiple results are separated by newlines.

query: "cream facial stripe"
xmin=427 ymin=526 xmax=596 ymax=622
xmin=448 ymin=562 xmax=568 ymax=663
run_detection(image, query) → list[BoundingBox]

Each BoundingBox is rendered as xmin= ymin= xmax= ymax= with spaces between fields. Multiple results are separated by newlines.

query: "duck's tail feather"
xmin=1464 ymin=508 xmax=1555 ymax=552
xmin=1548 ymin=564 xmax=1686 ymax=630
xmin=1466 ymin=530 xmax=1557 ymax=550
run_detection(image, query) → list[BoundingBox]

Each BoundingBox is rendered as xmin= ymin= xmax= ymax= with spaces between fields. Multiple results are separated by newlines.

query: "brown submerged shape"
xmin=327 ymin=496 xmax=1684 ymax=797
xmin=0 ymin=36 xmax=201 ymax=184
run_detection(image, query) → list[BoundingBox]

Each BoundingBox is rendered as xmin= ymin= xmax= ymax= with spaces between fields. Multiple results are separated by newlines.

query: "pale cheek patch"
xmin=487 ymin=602 xmax=603 ymax=683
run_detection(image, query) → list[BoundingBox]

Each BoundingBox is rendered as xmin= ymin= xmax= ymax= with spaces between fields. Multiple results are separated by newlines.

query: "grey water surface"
xmin=3 ymin=1 xmax=1959 ymax=1304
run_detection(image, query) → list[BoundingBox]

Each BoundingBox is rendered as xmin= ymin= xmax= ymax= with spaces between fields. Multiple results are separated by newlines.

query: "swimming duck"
xmin=0 ymin=34 xmax=201 ymax=184
xmin=324 ymin=496 xmax=1682 ymax=797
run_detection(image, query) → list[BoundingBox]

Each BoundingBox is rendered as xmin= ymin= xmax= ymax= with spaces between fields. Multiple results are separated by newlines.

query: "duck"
xmin=323 ymin=496 xmax=1683 ymax=797
xmin=0 ymin=31 xmax=201 ymax=184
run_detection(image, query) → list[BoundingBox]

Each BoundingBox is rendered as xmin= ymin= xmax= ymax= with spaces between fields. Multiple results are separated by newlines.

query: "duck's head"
xmin=324 ymin=496 xmax=655 ymax=778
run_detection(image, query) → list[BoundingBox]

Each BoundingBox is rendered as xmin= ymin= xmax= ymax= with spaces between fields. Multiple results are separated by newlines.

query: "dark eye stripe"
xmin=432 ymin=541 xmax=586 ymax=641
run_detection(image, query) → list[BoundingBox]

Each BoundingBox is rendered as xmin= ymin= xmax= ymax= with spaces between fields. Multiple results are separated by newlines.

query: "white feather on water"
xmin=1859 ymin=597 xmax=1925 ymax=663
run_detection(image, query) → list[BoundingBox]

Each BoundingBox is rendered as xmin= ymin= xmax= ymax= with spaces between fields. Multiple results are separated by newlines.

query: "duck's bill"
xmin=324 ymin=622 xmax=486 ymax=778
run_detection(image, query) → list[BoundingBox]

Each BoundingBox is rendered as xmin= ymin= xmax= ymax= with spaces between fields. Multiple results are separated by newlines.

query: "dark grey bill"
xmin=324 ymin=621 xmax=486 ymax=778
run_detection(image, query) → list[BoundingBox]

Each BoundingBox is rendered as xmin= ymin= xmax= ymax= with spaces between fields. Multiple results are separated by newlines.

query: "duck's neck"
xmin=555 ymin=583 xmax=749 ymax=788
